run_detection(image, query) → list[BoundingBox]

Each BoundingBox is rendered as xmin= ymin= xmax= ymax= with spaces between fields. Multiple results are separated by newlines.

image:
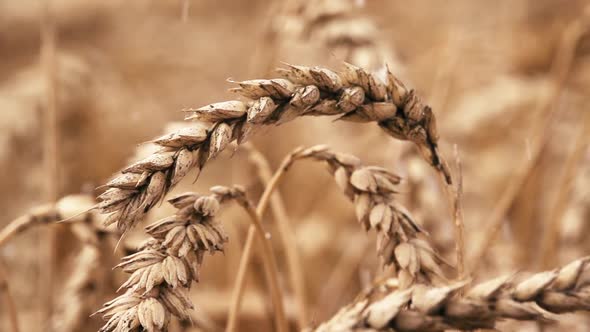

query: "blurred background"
xmin=1 ymin=0 xmax=589 ymax=331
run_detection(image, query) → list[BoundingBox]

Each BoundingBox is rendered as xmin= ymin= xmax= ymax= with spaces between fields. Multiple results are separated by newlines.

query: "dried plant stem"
xmin=181 ymin=0 xmax=190 ymax=22
xmin=468 ymin=13 xmax=590 ymax=273
xmin=0 ymin=258 xmax=19 ymax=332
xmin=245 ymin=144 xmax=308 ymax=328
xmin=226 ymin=155 xmax=294 ymax=332
xmin=40 ymin=0 xmax=60 ymax=322
xmin=234 ymin=198 xmax=289 ymax=332
xmin=452 ymin=145 xmax=465 ymax=279
xmin=0 ymin=205 xmax=57 ymax=248
xmin=541 ymin=111 xmax=590 ymax=269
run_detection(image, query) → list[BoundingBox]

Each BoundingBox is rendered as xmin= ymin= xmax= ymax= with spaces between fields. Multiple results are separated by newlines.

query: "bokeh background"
xmin=1 ymin=0 xmax=589 ymax=331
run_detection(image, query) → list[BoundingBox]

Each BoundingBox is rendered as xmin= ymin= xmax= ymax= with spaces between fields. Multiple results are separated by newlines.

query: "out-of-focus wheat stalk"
xmin=469 ymin=9 xmax=590 ymax=273
xmin=452 ymin=145 xmax=465 ymax=279
xmin=244 ymin=143 xmax=309 ymax=328
xmin=226 ymin=154 xmax=295 ymax=332
xmin=96 ymin=63 xmax=451 ymax=235
xmin=40 ymin=0 xmax=60 ymax=322
xmin=98 ymin=186 xmax=288 ymax=332
xmin=0 ymin=205 xmax=59 ymax=248
xmin=51 ymin=195 xmax=114 ymax=332
xmin=541 ymin=110 xmax=590 ymax=268
xmin=313 ymin=256 xmax=590 ymax=331
xmin=0 ymin=257 xmax=19 ymax=332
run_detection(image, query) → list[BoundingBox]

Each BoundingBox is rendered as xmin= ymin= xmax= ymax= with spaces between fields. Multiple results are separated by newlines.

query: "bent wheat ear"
xmin=97 ymin=189 xmax=228 ymax=332
xmin=97 ymin=63 xmax=450 ymax=234
xmin=314 ymin=256 xmax=590 ymax=331
xmin=98 ymin=185 xmax=288 ymax=332
xmin=289 ymin=145 xmax=449 ymax=288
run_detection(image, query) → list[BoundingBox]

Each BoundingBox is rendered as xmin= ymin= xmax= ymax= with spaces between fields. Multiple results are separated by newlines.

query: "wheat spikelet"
xmin=97 ymin=185 xmax=287 ymax=332
xmin=97 ymin=63 xmax=451 ymax=233
xmin=96 ymin=190 xmax=228 ymax=332
xmin=313 ymin=256 xmax=590 ymax=331
xmin=287 ymin=145 xmax=450 ymax=288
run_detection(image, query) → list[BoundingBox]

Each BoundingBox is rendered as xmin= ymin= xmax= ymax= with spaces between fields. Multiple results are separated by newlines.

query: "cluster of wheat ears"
xmin=2 ymin=60 xmax=590 ymax=332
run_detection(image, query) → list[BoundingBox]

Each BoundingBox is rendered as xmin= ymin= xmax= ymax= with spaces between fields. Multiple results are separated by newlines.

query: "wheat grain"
xmin=96 ymin=63 xmax=451 ymax=234
xmin=313 ymin=256 xmax=590 ymax=331
xmin=97 ymin=186 xmax=287 ymax=332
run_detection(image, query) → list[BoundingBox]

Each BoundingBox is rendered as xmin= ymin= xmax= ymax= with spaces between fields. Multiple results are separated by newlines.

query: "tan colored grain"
xmin=314 ymin=256 xmax=590 ymax=331
xmin=98 ymin=186 xmax=287 ymax=332
xmin=96 ymin=63 xmax=451 ymax=234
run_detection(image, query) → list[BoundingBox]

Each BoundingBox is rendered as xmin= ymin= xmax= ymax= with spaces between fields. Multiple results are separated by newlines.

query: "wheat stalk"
xmin=0 ymin=257 xmax=19 ymax=332
xmin=97 ymin=186 xmax=287 ymax=332
xmin=540 ymin=111 xmax=590 ymax=268
xmin=96 ymin=63 xmax=451 ymax=234
xmin=469 ymin=8 xmax=590 ymax=273
xmin=313 ymin=256 xmax=590 ymax=331
xmin=227 ymin=144 xmax=449 ymax=331
xmin=244 ymin=143 xmax=309 ymax=328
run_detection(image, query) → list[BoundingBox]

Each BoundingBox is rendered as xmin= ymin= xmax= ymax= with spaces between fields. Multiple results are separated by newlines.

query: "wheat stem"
xmin=40 ymin=0 xmax=60 ymax=322
xmin=541 ymin=111 xmax=590 ymax=268
xmin=468 ymin=12 xmax=590 ymax=273
xmin=233 ymin=197 xmax=289 ymax=332
xmin=226 ymin=153 xmax=295 ymax=332
xmin=0 ymin=206 xmax=57 ymax=248
xmin=0 ymin=258 xmax=19 ymax=332
xmin=452 ymin=145 xmax=466 ymax=279
xmin=244 ymin=144 xmax=309 ymax=328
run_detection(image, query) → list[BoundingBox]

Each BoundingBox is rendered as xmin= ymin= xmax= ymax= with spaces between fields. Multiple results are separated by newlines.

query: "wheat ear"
xmin=314 ymin=256 xmax=590 ymax=331
xmin=96 ymin=63 xmax=451 ymax=234
xmin=228 ymin=144 xmax=448 ymax=327
xmin=288 ymin=145 xmax=451 ymax=287
xmin=97 ymin=186 xmax=287 ymax=332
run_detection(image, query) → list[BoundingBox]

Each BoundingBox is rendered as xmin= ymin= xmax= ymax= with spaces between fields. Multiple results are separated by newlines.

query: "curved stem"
xmin=0 ymin=206 xmax=56 ymax=248
xmin=245 ymin=144 xmax=308 ymax=328
xmin=468 ymin=14 xmax=589 ymax=273
xmin=226 ymin=153 xmax=296 ymax=332
xmin=540 ymin=111 xmax=590 ymax=268
xmin=0 ymin=258 xmax=19 ymax=332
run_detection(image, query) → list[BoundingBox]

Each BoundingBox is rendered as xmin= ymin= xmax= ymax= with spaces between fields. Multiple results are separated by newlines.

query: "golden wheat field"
xmin=1 ymin=0 xmax=590 ymax=331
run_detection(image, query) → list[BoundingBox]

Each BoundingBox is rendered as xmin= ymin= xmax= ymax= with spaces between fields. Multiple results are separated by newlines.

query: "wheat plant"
xmin=96 ymin=63 xmax=451 ymax=234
